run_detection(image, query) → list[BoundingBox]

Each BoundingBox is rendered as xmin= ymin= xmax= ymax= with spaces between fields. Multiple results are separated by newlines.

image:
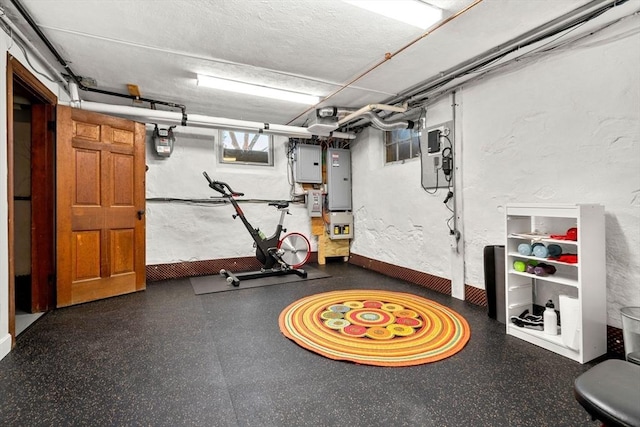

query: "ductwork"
xmin=316 ymin=107 xmax=354 ymax=118
xmin=360 ymin=111 xmax=415 ymax=131
xmin=313 ymin=104 xmax=414 ymax=132
xmin=337 ymin=103 xmax=408 ymax=126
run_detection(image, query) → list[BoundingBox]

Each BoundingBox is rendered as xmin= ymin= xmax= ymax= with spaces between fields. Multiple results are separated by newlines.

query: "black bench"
xmin=574 ymin=359 xmax=640 ymax=427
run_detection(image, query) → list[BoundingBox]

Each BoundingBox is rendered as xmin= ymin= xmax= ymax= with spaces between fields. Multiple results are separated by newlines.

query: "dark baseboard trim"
xmin=348 ymin=253 xmax=487 ymax=306
xmin=146 ymin=253 xmax=318 ymax=282
xmin=607 ymin=325 xmax=624 ymax=358
xmin=348 ymin=253 xmax=454 ymax=297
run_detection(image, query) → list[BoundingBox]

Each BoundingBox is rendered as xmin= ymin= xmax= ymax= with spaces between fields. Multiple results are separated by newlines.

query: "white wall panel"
xmin=351 ymin=15 xmax=640 ymax=328
xmin=145 ymin=132 xmax=313 ymax=264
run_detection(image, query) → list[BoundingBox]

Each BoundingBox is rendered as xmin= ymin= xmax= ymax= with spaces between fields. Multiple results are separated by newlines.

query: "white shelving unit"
xmin=505 ymin=204 xmax=606 ymax=364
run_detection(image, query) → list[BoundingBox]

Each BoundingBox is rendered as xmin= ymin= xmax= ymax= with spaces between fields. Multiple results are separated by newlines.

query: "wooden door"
xmin=56 ymin=106 xmax=146 ymax=307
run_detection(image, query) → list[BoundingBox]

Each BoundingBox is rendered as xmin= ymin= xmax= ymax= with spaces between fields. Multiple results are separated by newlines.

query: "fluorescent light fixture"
xmin=343 ymin=0 xmax=442 ymax=30
xmin=197 ymin=74 xmax=320 ymax=105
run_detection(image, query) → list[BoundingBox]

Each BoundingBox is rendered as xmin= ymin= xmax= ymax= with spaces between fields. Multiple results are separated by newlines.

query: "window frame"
xmin=218 ymin=130 xmax=274 ymax=166
xmin=384 ymin=127 xmax=421 ymax=164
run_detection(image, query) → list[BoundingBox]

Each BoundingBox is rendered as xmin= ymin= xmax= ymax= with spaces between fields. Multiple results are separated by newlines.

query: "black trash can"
xmin=484 ymin=245 xmax=505 ymax=324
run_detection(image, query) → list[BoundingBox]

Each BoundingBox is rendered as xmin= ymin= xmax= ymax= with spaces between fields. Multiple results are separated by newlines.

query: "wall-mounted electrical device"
xmin=328 ymin=212 xmax=353 ymax=240
xmin=306 ymin=109 xmax=339 ymax=136
xmin=420 ymin=121 xmax=453 ymax=190
xmin=326 ymin=148 xmax=352 ymax=210
xmin=442 ymin=146 xmax=453 ymax=176
xmin=306 ymin=190 xmax=323 ymax=217
xmin=427 ymin=129 xmax=441 ymax=154
xmin=294 ymin=144 xmax=322 ymax=183
xmin=153 ymin=124 xmax=176 ymax=157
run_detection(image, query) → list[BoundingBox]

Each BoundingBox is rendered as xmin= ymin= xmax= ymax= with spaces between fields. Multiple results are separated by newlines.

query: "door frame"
xmin=6 ymin=54 xmax=57 ymax=344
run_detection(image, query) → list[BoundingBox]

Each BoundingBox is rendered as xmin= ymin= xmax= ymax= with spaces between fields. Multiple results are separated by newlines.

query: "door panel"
xmin=74 ymin=149 xmax=101 ymax=204
xmin=57 ymin=106 xmax=146 ymax=307
xmin=72 ymin=231 xmax=101 ymax=281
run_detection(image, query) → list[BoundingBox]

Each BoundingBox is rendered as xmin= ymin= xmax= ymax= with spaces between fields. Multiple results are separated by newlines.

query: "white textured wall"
xmin=145 ymin=131 xmax=313 ymax=264
xmin=351 ymin=101 xmax=455 ymax=279
xmin=351 ymin=16 xmax=640 ymax=328
xmin=461 ymin=16 xmax=640 ymax=328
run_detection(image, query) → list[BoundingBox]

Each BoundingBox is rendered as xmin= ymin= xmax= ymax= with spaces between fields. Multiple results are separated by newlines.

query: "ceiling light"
xmin=197 ymin=74 xmax=320 ymax=105
xmin=343 ymin=0 xmax=443 ymax=30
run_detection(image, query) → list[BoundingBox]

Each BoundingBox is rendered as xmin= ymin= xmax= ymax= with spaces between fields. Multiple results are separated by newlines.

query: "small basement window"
xmin=219 ymin=130 xmax=273 ymax=166
xmin=385 ymin=128 xmax=420 ymax=164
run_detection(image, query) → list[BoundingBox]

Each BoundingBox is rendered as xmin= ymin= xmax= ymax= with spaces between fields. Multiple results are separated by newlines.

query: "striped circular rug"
xmin=278 ymin=289 xmax=470 ymax=367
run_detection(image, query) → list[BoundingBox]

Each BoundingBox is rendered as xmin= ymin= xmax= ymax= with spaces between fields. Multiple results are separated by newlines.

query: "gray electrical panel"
xmin=295 ymin=144 xmax=322 ymax=183
xmin=326 ymin=148 xmax=351 ymax=211
xmin=420 ymin=120 xmax=454 ymax=190
xmin=328 ymin=212 xmax=353 ymax=240
xmin=306 ymin=190 xmax=322 ymax=217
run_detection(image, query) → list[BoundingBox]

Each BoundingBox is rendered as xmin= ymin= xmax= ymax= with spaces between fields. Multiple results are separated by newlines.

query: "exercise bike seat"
xmin=269 ymin=201 xmax=289 ymax=209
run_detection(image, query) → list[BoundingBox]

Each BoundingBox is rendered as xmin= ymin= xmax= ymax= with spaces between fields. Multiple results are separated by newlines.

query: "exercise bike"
xmin=203 ymin=171 xmax=310 ymax=287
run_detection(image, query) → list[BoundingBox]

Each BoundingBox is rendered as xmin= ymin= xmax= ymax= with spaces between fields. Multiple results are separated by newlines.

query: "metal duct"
xmin=361 ymin=112 xmax=414 ymax=131
xmin=316 ymin=107 xmax=354 ymax=118
xmin=315 ymin=105 xmax=413 ymax=131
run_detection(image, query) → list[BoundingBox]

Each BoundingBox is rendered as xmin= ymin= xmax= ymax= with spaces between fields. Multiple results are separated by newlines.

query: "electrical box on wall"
xmin=294 ymin=144 xmax=322 ymax=183
xmin=326 ymin=148 xmax=352 ymax=210
xmin=153 ymin=125 xmax=176 ymax=157
xmin=420 ymin=121 xmax=454 ymax=190
xmin=328 ymin=212 xmax=353 ymax=240
xmin=306 ymin=190 xmax=322 ymax=217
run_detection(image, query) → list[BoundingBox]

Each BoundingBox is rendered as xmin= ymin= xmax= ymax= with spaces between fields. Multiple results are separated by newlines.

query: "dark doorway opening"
xmin=7 ymin=55 xmax=57 ymax=343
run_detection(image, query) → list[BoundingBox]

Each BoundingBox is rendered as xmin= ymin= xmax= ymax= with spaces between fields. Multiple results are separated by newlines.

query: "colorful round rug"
xmin=278 ymin=289 xmax=471 ymax=367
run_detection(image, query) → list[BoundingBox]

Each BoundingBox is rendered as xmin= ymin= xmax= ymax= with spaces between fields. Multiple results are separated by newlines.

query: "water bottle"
xmin=257 ymin=229 xmax=266 ymax=240
xmin=544 ymin=299 xmax=558 ymax=335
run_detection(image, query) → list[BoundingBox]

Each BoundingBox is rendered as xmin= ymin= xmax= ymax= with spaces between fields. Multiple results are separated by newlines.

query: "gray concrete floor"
xmin=0 ymin=263 xmax=600 ymax=426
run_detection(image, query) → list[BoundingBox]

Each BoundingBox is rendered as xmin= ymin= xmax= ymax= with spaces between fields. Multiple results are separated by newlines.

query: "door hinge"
xmin=47 ymin=120 xmax=56 ymax=132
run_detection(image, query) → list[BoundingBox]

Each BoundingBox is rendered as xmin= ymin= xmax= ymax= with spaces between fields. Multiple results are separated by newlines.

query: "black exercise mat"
xmin=190 ymin=265 xmax=331 ymax=295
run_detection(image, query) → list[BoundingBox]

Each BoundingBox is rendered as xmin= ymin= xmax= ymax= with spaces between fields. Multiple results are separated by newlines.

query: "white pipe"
xmin=62 ymin=97 xmax=356 ymax=139
xmin=337 ymin=103 xmax=408 ymax=125
xmin=69 ymin=82 xmax=80 ymax=103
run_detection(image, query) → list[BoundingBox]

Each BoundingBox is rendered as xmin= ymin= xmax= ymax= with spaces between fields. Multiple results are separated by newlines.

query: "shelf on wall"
xmin=507 ymin=252 xmax=578 ymax=267
xmin=508 ymin=269 xmax=579 ymax=287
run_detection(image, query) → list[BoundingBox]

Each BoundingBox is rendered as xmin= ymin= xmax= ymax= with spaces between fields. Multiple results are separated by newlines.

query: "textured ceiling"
xmin=0 ymin=0 xmax=615 ymax=129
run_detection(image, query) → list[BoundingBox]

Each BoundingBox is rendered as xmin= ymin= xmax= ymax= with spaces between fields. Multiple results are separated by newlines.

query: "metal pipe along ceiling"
xmin=63 ymin=93 xmax=356 ymax=140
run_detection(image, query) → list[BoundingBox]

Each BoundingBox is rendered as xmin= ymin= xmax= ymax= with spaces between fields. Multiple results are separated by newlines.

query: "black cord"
xmin=446 ymin=214 xmax=455 ymax=234
xmin=146 ymin=197 xmax=301 ymax=205
xmin=441 ymin=135 xmax=454 ymax=185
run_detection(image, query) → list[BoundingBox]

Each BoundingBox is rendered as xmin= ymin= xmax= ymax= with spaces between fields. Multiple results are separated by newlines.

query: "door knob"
xmin=137 ymin=210 xmax=145 ymax=220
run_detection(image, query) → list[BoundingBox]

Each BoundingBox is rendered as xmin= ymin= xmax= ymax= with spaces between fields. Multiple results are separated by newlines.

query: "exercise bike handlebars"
xmin=202 ymin=171 xmax=244 ymax=197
